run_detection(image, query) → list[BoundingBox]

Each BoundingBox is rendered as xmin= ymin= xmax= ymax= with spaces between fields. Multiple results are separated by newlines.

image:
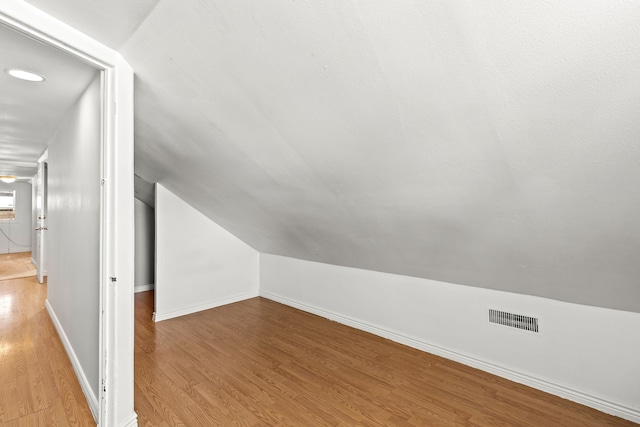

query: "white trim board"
xmin=134 ymin=283 xmax=154 ymax=293
xmin=260 ymin=291 xmax=640 ymax=424
xmin=121 ymin=413 xmax=139 ymax=427
xmin=30 ymin=258 xmax=47 ymax=276
xmin=0 ymin=3 xmax=137 ymax=426
xmin=45 ymin=300 xmax=99 ymax=422
xmin=154 ymin=184 xmax=260 ymax=324
xmin=154 ymin=291 xmax=259 ymax=322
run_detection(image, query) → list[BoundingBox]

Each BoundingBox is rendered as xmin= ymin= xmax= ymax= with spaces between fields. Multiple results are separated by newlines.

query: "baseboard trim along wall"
xmin=154 ymin=291 xmax=259 ymax=322
xmin=29 ymin=258 xmax=46 ymax=276
xmin=134 ymin=283 xmax=155 ymax=293
xmin=154 ymin=184 xmax=260 ymax=323
xmin=45 ymin=300 xmax=99 ymax=422
xmin=260 ymin=291 xmax=640 ymax=424
xmin=121 ymin=412 xmax=139 ymax=427
xmin=259 ymin=254 xmax=640 ymax=424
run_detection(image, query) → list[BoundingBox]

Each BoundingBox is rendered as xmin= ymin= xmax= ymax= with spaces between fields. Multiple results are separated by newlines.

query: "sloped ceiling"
xmin=28 ymin=0 xmax=640 ymax=312
xmin=24 ymin=0 xmax=161 ymax=49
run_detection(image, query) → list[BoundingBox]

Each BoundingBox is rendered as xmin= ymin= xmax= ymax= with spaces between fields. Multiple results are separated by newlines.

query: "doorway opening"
xmin=0 ymin=3 xmax=135 ymax=425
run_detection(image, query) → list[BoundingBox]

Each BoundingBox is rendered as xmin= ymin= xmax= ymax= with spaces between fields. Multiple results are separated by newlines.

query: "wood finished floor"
xmin=0 ymin=252 xmax=36 ymax=282
xmin=0 ymin=253 xmax=95 ymax=426
xmin=134 ymin=291 xmax=636 ymax=426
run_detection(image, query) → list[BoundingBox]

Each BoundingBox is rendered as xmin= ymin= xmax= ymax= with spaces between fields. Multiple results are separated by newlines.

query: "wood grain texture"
xmin=0 ymin=252 xmax=36 ymax=281
xmin=0 ymin=253 xmax=95 ymax=426
xmin=134 ymin=291 xmax=636 ymax=426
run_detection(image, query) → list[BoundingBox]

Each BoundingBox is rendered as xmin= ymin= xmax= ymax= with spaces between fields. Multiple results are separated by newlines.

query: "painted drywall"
xmin=31 ymin=179 xmax=37 ymax=260
xmin=46 ymin=72 xmax=101 ymax=402
xmin=1 ymin=2 xmax=138 ymax=424
xmin=0 ymin=21 xmax=97 ymax=179
xmin=21 ymin=1 xmax=640 ymax=312
xmin=24 ymin=0 xmax=160 ymax=49
xmin=154 ymin=184 xmax=259 ymax=321
xmin=134 ymin=197 xmax=154 ymax=292
xmin=261 ymin=254 xmax=640 ymax=423
xmin=0 ymin=182 xmax=32 ymax=254
xmin=134 ymin=174 xmax=155 ymax=208
xmin=117 ymin=0 xmax=640 ymax=313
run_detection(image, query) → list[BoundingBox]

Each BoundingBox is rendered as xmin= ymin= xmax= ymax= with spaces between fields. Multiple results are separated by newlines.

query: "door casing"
xmin=0 ymin=3 xmax=136 ymax=426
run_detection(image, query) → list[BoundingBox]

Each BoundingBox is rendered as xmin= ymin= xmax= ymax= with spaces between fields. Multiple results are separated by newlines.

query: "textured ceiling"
xmin=24 ymin=0 xmax=161 ymax=49
xmin=22 ymin=0 xmax=640 ymax=312
xmin=0 ymin=22 xmax=97 ymax=178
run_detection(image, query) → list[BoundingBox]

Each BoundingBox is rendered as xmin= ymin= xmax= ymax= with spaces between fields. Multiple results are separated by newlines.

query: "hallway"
xmin=0 ymin=252 xmax=94 ymax=425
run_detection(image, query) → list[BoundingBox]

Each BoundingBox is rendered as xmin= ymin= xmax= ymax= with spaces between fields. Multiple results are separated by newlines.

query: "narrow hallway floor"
xmin=0 ymin=253 xmax=94 ymax=425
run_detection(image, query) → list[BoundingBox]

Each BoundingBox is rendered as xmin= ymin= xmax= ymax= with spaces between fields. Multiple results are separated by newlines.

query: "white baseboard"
xmin=31 ymin=257 xmax=48 ymax=277
xmin=260 ymin=291 xmax=640 ymax=424
xmin=120 ymin=411 xmax=138 ymax=427
xmin=45 ymin=300 xmax=99 ymax=423
xmin=154 ymin=290 xmax=259 ymax=322
xmin=134 ymin=283 xmax=154 ymax=293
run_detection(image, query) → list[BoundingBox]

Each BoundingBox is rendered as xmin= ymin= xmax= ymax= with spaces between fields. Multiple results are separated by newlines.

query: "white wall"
xmin=45 ymin=73 xmax=101 ymax=409
xmin=134 ymin=198 xmax=155 ymax=292
xmin=31 ymin=179 xmax=37 ymax=259
xmin=154 ymin=184 xmax=259 ymax=321
xmin=0 ymin=182 xmax=32 ymax=254
xmin=261 ymin=254 xmax=640 ymax=424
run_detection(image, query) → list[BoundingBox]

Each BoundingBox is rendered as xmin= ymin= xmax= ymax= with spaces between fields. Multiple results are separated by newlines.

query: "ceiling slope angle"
xmin=114 ymin=1 xmax=640 ymax=313
xmin=24 ymin=0 xmax=161 ymax=49
xmin=0 ymin=22 xmax=97 ymax=178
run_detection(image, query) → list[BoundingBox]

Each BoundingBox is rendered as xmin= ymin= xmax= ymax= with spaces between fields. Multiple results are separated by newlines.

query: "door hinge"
xmin=101 ymin=179 xmax=106 ymax=186
xmin=110 ymin=276 xmax=117 ymax=284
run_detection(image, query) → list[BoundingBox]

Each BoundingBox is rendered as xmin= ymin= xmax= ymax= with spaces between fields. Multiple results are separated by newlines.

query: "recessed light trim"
xmin=0 ymin=175 xmax=17 ymax=184
xmin=5 ymin=68 xmax=46 ymax=82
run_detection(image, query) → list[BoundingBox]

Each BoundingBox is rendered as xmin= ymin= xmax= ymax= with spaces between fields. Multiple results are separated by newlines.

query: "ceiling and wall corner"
xmin=23 ymin=0 xmax=162 ymax=49
xmin=0 ymin=22 xmax=97 ymax=178
xmin=19 ymin=0 xmax=640 ymax=313
xmin=134 ymin=174 xmax=155 ymax=208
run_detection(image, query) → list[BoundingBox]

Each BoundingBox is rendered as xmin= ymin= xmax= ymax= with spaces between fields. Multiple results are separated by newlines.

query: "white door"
xmin=35 ymin=161 xmax=47 ymax=283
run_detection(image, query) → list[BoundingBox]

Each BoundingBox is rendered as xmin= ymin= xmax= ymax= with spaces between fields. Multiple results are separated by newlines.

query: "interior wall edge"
xmin=45 ymin=299 xmax=99 ymax=422
xmin=121 ymin=411 xmax=139 ymax=427
xmin=0 ymin=182 xmax=33 ymax=254
xmin=0 ymin=3 xmax=137 ymax=426
xmin=134 ymin=283 xmax=154 ymax=293
xmin=154 ymin=290 xmax=259 ymax=322
xmin=154 ymin=183 xmax=260 ymax=321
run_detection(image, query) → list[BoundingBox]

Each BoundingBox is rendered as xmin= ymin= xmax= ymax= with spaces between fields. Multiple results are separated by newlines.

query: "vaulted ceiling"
xmin=24 ymin=0 xmax=640 ymax=312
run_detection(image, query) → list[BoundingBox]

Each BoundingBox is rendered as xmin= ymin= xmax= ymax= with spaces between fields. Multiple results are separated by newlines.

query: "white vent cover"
xmin=489 ymin=309 xmax=539 ymax=333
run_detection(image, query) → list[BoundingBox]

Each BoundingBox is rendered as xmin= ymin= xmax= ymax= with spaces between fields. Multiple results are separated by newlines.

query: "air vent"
xmin=489 ymin=309 xmax=539 ymax=333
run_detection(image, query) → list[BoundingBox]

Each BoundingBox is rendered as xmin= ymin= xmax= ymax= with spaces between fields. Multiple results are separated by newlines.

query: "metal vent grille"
xmin=489 ymin=309 xmax=539 ymax=333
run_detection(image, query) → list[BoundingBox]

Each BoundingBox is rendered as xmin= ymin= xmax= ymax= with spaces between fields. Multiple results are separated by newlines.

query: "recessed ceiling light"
xmin=5 ymin=68 xmax=46 ymax=82
xmin=0 ymin=175 xmax=17 ymax=183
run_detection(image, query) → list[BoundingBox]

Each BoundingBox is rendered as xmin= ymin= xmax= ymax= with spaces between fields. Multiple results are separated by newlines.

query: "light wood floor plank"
xmin=0 ymin=252 xmax=36 ymax=282
xmin=0 ymin=253 xmax=95 ymax=426
xmin=134 ymin=291 xmax=636 ymax=426
xmin=3 ymin=249 xmax=634 ymax=427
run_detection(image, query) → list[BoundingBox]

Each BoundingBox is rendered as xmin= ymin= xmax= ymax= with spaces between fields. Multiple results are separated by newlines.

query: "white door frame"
xmin=0 ymin=2 xmax=136 ymax=426
xmin=35 ymin=154 xmax=47 ymax=284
